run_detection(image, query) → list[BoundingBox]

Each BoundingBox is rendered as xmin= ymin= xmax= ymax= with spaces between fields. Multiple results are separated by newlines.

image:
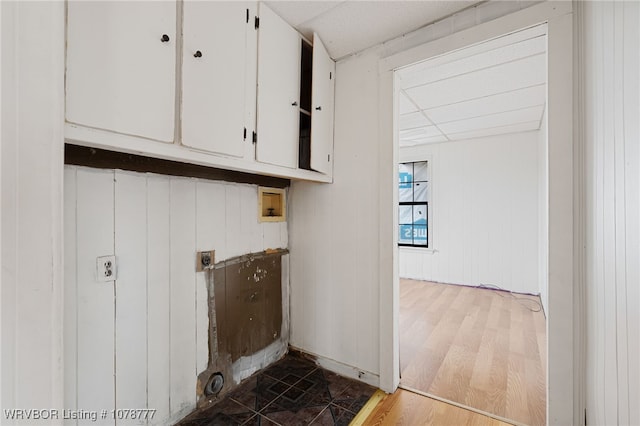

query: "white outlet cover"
xmin=96 ymin=255 xmax=116 ymax=282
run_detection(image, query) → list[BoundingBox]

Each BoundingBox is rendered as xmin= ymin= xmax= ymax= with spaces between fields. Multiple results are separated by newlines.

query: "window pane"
xmin=399 ymin=205 xmax=412 ymax=224
xmin=399 ymin=225 xmax=413 ymax=244
xmin=398 ymin=162 xmax=413 ymax=201
xmin=399 ymin=163 xmax=413 ymax=187
xmin=414 ymin=161 xmax=428 ymax=181
xmin=399 ymin=186 xmax=413 ymax=202
xmin=412 ymin=204 xmax=427 ymax=225
xmin=413 ymin=182 xmax=428 ymax=202
xmin=413 ymin=225 xmax=428 ymax=245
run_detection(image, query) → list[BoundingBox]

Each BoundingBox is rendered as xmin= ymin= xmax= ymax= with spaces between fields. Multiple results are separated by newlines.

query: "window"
xmin=398 ymin=161 xmax=429 ymax=247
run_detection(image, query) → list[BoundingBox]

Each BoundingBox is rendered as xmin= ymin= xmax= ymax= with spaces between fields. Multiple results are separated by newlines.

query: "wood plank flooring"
xmin=399 ymin=279 xmax=546 ymax=426
xmin=361 ymin=389 xmax=514 ymax=426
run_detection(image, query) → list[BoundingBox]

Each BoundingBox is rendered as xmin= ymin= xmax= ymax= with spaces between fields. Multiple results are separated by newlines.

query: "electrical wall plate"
xmin=196 ymin=250 xmax=215 ymax=272
xmin=96 ymin=255 xmax=116 ymax=282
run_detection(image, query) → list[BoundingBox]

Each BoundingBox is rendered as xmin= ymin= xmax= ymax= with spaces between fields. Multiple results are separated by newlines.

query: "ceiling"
xmin=397 ymin=24 xmax=547 ymax=147
xmin=263 ymin=1 xmax=478 ymax=59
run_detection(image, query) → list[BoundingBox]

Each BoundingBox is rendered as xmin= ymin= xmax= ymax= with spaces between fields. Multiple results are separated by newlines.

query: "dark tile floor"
xmin=177 ymin=353 xmax=377 ymax=426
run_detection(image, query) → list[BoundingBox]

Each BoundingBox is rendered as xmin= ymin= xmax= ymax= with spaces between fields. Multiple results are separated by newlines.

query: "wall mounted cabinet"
xmin=65 ymin=1 xmax=335 ymax=183
xmin=256 ymin=4 xmax=301 ymax=169
xmin=309 ymin=34 xmax=336 ymax=175
xmin=66 ymin=1 xmax=177 ymax=143
xmin=181 ymin=2 xmax=256 ymax=159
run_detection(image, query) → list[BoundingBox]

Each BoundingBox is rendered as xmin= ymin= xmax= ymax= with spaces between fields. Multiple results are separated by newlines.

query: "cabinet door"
xmin=182 ymin=2 xmax=256 ymax=158
xmin=66 ymin=1 xmax=176 ymax=143
xmin=256 ymin=4 xmax=301 ymax=169
xmin=310 ymin=34 xmax=336 ymax=175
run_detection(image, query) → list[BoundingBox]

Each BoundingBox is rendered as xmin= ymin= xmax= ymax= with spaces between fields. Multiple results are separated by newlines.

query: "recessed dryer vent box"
xmin=258 ymin=187 xmax=286 ymax=222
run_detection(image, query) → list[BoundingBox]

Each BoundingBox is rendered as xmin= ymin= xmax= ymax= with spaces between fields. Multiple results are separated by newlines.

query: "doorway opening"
xmin=395 ymin=24 xmax=549 ymax=426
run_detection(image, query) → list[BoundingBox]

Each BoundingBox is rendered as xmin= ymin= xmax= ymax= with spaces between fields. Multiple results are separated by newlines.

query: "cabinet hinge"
xmin=252 ymin=131 xmax=257 ymax=144
xmin=330 ymin=72 xmax=332 ymax=80
xmin=328 ymin=154 xmax=330 ymax=162
xmin=246 ymin=9 xmax=249 ymax=23
xmin=243 ymin=127 xmax=247 ymax=140
xmin=255 ymin=16 xmax=260 ymax=29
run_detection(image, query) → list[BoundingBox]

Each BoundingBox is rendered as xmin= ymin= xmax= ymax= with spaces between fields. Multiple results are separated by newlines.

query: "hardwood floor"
xmin=360 ymin=389 xmax=514 ymax=426
xmin=399 ymin=279 xmax=546 ymax=426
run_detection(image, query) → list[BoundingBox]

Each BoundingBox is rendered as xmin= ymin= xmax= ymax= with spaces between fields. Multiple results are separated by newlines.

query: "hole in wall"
xmin=204 ymin=372 xmax=224 ymax=397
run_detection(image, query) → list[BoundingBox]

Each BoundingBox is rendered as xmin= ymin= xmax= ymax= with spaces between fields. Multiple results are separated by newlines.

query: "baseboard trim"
xmin=288 ymin=345 xmax=380 ymax=388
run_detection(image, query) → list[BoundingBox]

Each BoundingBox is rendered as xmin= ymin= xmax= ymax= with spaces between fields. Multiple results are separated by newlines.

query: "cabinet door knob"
xmin=194 ymin=50 xmax=203 ymax=58
xmin=291 ymin=102 xmax=298 ymax=106
xmin=161 ymin=34 xmax=170 ymax=42
xmin=315 ymin=106 xmax=322 ymax=111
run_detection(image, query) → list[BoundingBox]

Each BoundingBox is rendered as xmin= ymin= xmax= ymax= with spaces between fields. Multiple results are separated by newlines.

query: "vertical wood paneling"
xmin=280 ymin=221 xmax=289 ymax=250
xmin=584 ymin=2 xmax=640 ymax=425
xmin=240 ymin=185 xmax=263 ymax=254
xmin=76 ymin=168 xmax=115 ymax=426
xmin=225 ymin=185 xmax=244 ymax=259
xmin=203 ymin=182 xmax=227 ymax=260
xmin=313 ymin=184 xmax=332 ymax=358
xmin=65 ymin=168 xmax=289 ymax=425
xmin=114 ymin=171 xmax=148 ymax=425
xmin=621 ymin=4 xmax=640 ymax=423
xmin=263 ymin=222 xmax=281 ymax=250
xmin=63 ymin=167 xmax=78 ymax=426
xmin=2 ymin=1 xmax=66 ymax=415
xmin=290 ymin=183 xmax=312 ymax=351
xmin=169 ymin=179 xmax=197 ymax=417
xmin=195 ymin=181 xmax=223 ymax=373
xmin=146 ymin=176 xmax=171 ymax=426
xmin=398 ymin=131 xmax=540 ymax=295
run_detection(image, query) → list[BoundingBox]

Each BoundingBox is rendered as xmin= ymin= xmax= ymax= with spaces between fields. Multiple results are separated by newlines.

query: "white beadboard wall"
xmin=583 ymin=2 xmax=640 ymax=425
xmin=1 ymin=1 xmax=65 ymax=422
xmin=63 ymin=166 xmax=288 ymax=425
xmin=398 ymin=131 xmax=541 ymax=295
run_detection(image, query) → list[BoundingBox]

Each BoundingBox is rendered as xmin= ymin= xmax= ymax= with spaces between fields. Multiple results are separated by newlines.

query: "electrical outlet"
xmin=196 ymin=250 xmax=215 ymax=272
xmin=96 ymin=255 xmax=116 ymax=282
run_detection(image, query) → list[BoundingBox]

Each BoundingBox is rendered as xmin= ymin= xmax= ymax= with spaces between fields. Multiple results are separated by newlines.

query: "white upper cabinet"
xmin=255 ymin=4 xmax=301 ymax=169
xmin=181 ymin=2 xmax=256 ymax=158
xmin=66 ymin=1 xmax=176 ymax=143
xmin=310 ymin=34 xmax=336 ymax=175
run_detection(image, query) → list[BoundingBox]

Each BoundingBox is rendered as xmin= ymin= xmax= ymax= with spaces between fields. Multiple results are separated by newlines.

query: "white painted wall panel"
xmin=399 ymin=131 xmax=541 ymax=295
xmin=240 ymin=185 xmax=263 ymax=254
xmin=1 ymin=2 xmax=65 ymax=419
xmin=583 ymin=2 xmax=640 ymax=425
xmin=63 ymin=167 xmax=78 ymax=426
xmin=169 ymin=179 xmax=197 ymax=418
xmin=146 ymin=176 xmax=171 ymax=426
xmin=76 ymin=169 xmax=115 ymax=426
xmin=225 ymin=185 xmax=245 ymax=259
xmin=64 ymin=167 xmax=289 ymax=425
xmin=195 ymin=181 xmax=220 ymax=374
xmin=115 ymin=172 xmax=148 ymax=425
